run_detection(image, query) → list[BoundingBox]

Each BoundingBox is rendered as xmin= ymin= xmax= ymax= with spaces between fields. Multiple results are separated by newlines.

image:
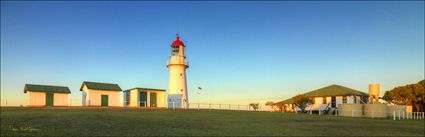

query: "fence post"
xmin=172 ymin=102 xmax=175 ymax=110
xmin=402 ymin=111 xmax=405 ymax=119
xmin=319 ymin=110 xmax=321 ymax=115
xmin=416 ymin=112 xmax=419 ymax=120
xmin=398 ymin=110 xmax=400 ymax=120
xmin=414 ymin=112 xmax=416 ymax=119
xmin=335 ymin=109 xmax=338 ymax=116
xmin=392 ymin=111 xmax=395 ymax=120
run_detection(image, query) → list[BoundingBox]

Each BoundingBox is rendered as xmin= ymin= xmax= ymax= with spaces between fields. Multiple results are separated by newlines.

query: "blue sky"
xmin=1 ymin=1 xmax=424 ymax=106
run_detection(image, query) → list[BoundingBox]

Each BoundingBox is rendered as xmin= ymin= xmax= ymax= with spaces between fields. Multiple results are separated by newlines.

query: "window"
xmin=171 ymin=46 xmax=180 ymax=56
xmin=181 ymin=89 xmax=183 ymax=92
xmin=180 ymin=73 xmax=182 ymax=76
xmin=342 ymin=96 xmax=347 ymax=103
xmin=322 ymin=97 xmax=327 ymax=104
xmin=354 ymin=96 xmax=357 ymax=103
xmin=310 ymin=98 xmax=315 ymax=104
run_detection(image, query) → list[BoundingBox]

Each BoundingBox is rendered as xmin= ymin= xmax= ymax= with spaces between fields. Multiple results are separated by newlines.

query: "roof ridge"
xmin=25 ymin=83 xmax=68 ymax=88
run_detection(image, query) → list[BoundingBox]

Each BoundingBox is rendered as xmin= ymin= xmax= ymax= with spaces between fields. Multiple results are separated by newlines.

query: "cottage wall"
xmin=82 ymin=85 xmax=121 ymax=107
xmin=53 ymin=93 xmax=69 ymax=106
xmin=26 ymin=91 xmax=46 ymax=106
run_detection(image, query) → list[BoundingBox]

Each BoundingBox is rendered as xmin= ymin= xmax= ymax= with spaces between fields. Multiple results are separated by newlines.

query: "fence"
xmin=333 ymin=109 xmax=424 ymax=120
xmin=166 ymin=102 xmax=274 ymax=112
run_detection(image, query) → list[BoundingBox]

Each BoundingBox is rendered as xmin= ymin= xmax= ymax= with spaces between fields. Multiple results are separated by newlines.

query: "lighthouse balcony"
xmin=167 ymin=60 xmax=189 ymax=66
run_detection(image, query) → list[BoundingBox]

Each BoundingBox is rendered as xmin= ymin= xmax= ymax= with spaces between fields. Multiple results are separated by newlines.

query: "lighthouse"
xmin=167 ymin=34 xmax=189 ymax=109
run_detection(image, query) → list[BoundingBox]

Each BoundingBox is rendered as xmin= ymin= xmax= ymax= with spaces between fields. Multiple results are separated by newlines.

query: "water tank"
xmin=369 ymin=84 xmax=380 ymax=103
xmin=364 ymin=103 xmax=387 ymax=118
xmin=338 ymin=104 xmax=363 ymax=117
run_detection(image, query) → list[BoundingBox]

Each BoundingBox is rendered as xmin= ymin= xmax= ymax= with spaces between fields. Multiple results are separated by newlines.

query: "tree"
xmin=418 ymin=80 xmax=425 ymax=88
xmin=292 ymin=94 xmax=311 ymax=112
xmin=409 ymin=83 xmax=424 ymax=111
xmin=265 ymin=101 xmax=274 ymax=106
xmin=265 ymin=101 xmax=279 ymax=111
xmin=249 ymin=103 xmax=259 ymax=111
xmin=382 ymin=79 xmax=425 ymax=112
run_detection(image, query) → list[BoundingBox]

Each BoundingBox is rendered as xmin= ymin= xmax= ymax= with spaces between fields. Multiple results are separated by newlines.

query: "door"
xmin=46 ymin=93 xmax=54 ymax=106
xmin=331 ymin=96 xmax=336 ymax=108
xmin=150 ymin=92 xmax=157 ymax=107
xmin=139 ymin=92 xmax=147 ymax=107
xmin=101 ymin=95 xmax=108 ymax=107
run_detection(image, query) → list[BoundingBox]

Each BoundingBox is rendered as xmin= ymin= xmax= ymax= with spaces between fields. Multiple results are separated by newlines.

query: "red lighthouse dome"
xmin=171 ymin=34 xmax=185 ymax=47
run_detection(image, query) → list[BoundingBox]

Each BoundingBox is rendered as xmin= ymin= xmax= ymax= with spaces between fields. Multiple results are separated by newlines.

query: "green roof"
xmin=276 ymin=84 xmax=368 ymax=104
xmin=274 ymin=98 xmax=293 ymax=105
xmin=24 ymin=84 xmax=71 ymax=93
xmin=80 ymin=81 xmax=122 ymax=91
xmin=123 ymin=87 xmax=166 ymax=92
xmin=302 ymin=84 xmax=368 ymax=97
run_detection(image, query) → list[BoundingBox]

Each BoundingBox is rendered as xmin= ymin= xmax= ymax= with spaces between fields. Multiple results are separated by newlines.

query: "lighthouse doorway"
xmin=168 ymin=94 xmax=182 ymax=108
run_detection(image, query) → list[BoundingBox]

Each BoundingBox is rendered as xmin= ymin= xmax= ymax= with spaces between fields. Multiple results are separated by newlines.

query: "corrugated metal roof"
xmin=24 ymin=84 xmax=71 ymax=93
xmin=302 ymin=84 xmax=368 ymax=97
xmin=80 ymin=81 xmax=122 ymax=91
xmin=123 ymin=87 xmax=166 ymax=92
xmin=276 ymin=84 xmax=368 ymax=104
xmin=274 ymin=98 xmax=293 ymax=105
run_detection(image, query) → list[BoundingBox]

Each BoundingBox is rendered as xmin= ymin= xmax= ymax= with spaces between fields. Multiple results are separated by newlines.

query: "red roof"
xmin=171 ymin=34 xmax=185 ymax=47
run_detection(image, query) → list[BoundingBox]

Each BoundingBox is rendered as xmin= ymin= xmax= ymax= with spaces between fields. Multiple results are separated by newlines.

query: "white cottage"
xmin=276 ymin=84 xmax=369 ymax=112
xmin=80 ymin=81 xmax=122 ymax=107
xmin=24 ymin=84 xmax=71 ymax=107
xmin=123 ymin=88 xmax=166 ymax=108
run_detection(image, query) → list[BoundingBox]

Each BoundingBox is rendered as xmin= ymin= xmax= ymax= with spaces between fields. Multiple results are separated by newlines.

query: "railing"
xmin=333 ymin=109 xmax=425 ymax=120
xmin=166 ymin=102 xmax=274 ymax=112
xmin=166 ymin=60 xmax=189 ymax=66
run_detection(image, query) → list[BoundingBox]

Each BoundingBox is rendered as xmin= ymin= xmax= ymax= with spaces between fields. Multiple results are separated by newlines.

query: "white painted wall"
xmin=326 ymin=97 xmax=331 ymax=104
xmin=126 ymin=89 xmax=166 ymax=107
xmin=82 ymin=85 xmax=121 ymax=107
xmin=53 ymin=93 xmax=69 ymax=106
xmin=130 ymin=89 xmax=139 ymax=106
xmin=167 ymin=46 xmax=189 ymax=108
xmin=26 ymin=91 xmax=46 ymax=106
xmin=336 ymin=96 xmax=343 ymax=107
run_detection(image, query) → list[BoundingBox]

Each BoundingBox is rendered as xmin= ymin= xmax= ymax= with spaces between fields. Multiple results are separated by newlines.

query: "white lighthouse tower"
xmin=167 ymin=34 xmax=189 ymax=109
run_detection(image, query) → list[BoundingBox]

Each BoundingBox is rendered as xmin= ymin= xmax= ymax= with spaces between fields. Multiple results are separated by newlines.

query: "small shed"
xmin=123 ymin=88 xmax=166 ymax=107
xmin=24 ymin=84 xmax=71 ymax=107
xmin=80 ymin=81 xmax=122 ymax=107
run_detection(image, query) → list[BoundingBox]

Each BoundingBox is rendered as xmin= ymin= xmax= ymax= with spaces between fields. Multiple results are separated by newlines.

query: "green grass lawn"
xmin=1 ymin=107 xmax=424 ymax=136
